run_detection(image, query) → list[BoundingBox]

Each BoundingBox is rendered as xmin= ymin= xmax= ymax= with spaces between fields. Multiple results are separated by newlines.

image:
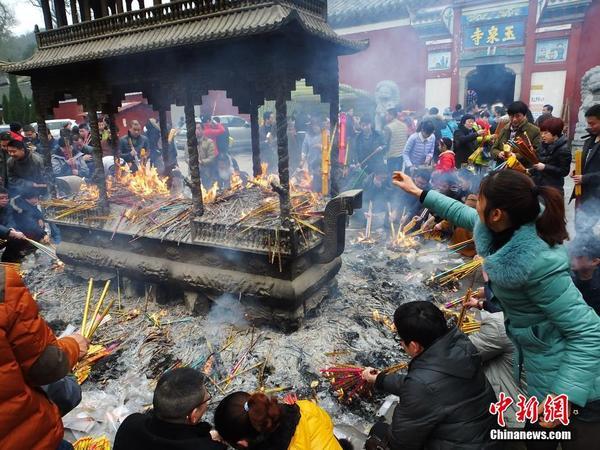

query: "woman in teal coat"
xmin=393 ymin=170 xmax=600 ymax=444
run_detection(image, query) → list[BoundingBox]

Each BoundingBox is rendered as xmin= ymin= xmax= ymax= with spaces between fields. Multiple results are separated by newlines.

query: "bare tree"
xmin=27 ymin=0 xmax=72 ymax=27
xmin=0 ymin=0 xmax=16 ymax=40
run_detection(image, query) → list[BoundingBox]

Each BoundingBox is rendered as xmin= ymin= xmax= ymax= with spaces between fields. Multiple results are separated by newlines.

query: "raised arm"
xmin=391 ymin=172 xmax=478 ymax=231
xmin=422 ymin=190 xmax=478 ymax=231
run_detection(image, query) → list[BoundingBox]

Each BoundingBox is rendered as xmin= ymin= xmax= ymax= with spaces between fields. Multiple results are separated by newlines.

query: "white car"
xmin=175 ymin=115 xmax=251 ymax=153
xmin=31 ymin=119 xmax=78 ymax=139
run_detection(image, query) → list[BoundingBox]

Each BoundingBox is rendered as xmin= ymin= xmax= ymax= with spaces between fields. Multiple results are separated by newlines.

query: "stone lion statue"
xmin=574 ymin=66 xmax=600 ymax=148
xmin=374 ymin=80 xmax=401 ymax=131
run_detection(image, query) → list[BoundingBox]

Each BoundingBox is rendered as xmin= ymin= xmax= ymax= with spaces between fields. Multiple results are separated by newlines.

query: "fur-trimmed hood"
xmin=474 ymin=222 xmax=549 ymax=288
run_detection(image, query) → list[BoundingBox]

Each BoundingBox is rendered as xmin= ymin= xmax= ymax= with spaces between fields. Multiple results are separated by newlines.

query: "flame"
xmin=249 ymin=163 xmax=279 ymax=189
xmin=202 ymin=182 xmax=219 ymax=203
xmin=79 ymin=182 xmax=100 ymax=201
xmin=291 ymin=168 xmax=313 ymax=192
xmin=389 ymin=230 xmax=419 ymax=250
xmin=230 ymin=171 xmax=243 ymax=191
xmin=119 ymin=164 xmax=169 ymax=197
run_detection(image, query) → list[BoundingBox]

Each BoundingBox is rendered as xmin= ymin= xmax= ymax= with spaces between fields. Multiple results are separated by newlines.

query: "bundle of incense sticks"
xmin=73 ymin=435 xmax=111 ymax=450
xmin=447 ymin=238 xmax=474 ymax=251
xmin=511 ymin=135 xmax=539 ymax=164
xmin=506 ymin=154 xmax=527 ymax=174
xmin=444 ymin=296 xmax=465 ymax=309
xmin=321 ymin=362 xmax=408 ymax=403
xmin=81 ymin=279 xmax=114 ymax=340
xmin=25 ymin=238 xmax=60 ymax=261
xmin=439 ymin=306 xmax=481 ymax=334
xmin=574 ymin=149 xmax=583 ymax=197
xmin=430 ymin=258 xmax=483 ymax=286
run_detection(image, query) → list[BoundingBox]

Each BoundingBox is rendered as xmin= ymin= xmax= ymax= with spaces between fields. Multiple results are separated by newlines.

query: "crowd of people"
xmin=1 ymin=98 xmax=600 ymax=449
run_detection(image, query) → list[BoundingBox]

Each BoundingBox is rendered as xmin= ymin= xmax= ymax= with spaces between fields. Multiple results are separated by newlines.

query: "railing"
xmin=37 ymin=0 xmax=327 ymax=48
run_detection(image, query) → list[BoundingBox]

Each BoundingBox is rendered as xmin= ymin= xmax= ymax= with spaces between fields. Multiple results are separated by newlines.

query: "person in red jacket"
xmin=201 ymin=116 xmax=226 ymax=155
xmin=0 ymin=265 xmax=88 ymax=450
xmin=435 ymin=137 xmax=456 ymax=172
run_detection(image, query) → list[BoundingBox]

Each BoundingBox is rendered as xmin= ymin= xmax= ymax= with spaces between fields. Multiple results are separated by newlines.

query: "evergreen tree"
xmin=7 ymin=73 xmax=26 ymax=123
xmin=24 ymin=96 xmax=35 ymax=124
xmin=1 ymin=94 xmax=9 ymax=124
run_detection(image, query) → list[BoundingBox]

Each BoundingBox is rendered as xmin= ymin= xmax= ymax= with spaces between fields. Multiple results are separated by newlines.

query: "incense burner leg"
xmin=275 ymin=87 xmax=291 ymax=220
xmin=183 ymin=290 xmax=211 ymax=316
xmin=250 ymin=102 xmax=261 ymax=177
xmin=158 ymin=108 xmax=172 ymax=178
xmin=184 ymin=93 xmax=204 ymax=218
xmin=88 ymin=109 xmax=109 ymax=207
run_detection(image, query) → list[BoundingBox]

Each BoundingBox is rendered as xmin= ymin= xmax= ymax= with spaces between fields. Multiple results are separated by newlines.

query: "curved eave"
xmin=2 ymin=4 xmax=366 ymax=76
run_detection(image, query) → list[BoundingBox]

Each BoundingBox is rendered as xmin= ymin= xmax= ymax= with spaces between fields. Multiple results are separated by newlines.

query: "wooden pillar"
xmin=115 ymin=0 xmax=124 ymax=14
xmin=520 ymin=0 xmax=538 ymax=102
xmin=250 ymin=101 xmax=261 ymax=177
xmin=158 ymin=108 xmax=172 ymax=177
xmin=88 ymin=109 xmax=109 ymax=206
xmin=449 ymin=6 xmax=462 ymax=108
xmin=329 ymin=82 xmax=340 ymax=197
xmin=564 ymin=23 xmax=583 ymax=138
xmin=275 ymin=87 xmax=291 ymax=221
xmin=184 ymin=94 xmax=204 ymax=216
xmin=81 ymin=0 xmax=91 ymax=21
xmin=153 ymin=0 xmax=162 ymax=5
xmin=54 ymin=0 xmax=68 ymax=26
xmin=70 ymin=0 xmax=79 ymax=24
xmin=99 ymin=0 xmax=109 ymax=17
xmin=41 ymin=0 xmax=53 ymax=29
xmin=35 ymin=113 xmax=56 ymax=197
xmin=107 ymin=113 xmax=121 ymax=179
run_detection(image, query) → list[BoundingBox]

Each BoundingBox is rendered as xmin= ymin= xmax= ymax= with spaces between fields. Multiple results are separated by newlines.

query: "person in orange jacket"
xmin=214 ymin=391 xmax=350 ymax=450
xmin=0 ymin=265 xmax=89 ymax=450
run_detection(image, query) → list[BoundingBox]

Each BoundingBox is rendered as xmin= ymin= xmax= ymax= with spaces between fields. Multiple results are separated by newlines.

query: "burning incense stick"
xmin=25 ymin=238 xmax=59 ymax=260
xmin=430 ymin=259 xmax=483 ymax=285
xmin=87 ymin=298 xmax=115 ymax=339
xmin=85 ymin=280 xmax=111 ymax=339
xmin=456 ymin=288 xmax=472 ymax=331
xmin=366 ymin=201 xmax=373 ymax=238
xmin=447 ymin=238 xmax=474 ymax=250
xmin=82 ymin=278 xmax=94 ymax=336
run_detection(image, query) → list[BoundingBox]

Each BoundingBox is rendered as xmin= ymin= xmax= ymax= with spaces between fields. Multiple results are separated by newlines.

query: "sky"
xmin=5 ymin=0 xmax=45 ymax=36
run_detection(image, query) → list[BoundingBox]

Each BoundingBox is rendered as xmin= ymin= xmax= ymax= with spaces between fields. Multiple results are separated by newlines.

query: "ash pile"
xmin=27 ymin=219 xmax=472 ymax=444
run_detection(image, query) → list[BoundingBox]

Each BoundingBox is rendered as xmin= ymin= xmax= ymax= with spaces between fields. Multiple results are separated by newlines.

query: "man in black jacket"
xmin=114 ymin=368 xmax=225 ymax=450
xmin=0 ymin=186 xmax=27 ymax=258
xmin=362 ymin=301 xmax=500 ymax=450
xmin=572 ymin=104 xmax=600 ymax=234
xmin=2 ymin=187 xmax=48 ymax=262
xmin=119 ymin=120 xmax=151 ymax=173
xmin=6 ymin=140 xmax=48 ymax=197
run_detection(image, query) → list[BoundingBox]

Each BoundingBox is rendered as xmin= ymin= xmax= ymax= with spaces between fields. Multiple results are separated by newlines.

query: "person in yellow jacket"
xmin=213 ymin=391 xmax=350 ymax=450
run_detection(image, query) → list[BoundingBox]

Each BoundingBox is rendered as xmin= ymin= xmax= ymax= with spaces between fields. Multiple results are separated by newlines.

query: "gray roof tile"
xmin=3 ymin=3 xmax=366 ymax=74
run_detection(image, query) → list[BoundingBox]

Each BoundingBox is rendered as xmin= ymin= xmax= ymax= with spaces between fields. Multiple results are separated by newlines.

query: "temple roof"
xmin=2 ymin=1 xmax=366 ymax=75
xmin=328 ymin=0 xmax=410 ymax=28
